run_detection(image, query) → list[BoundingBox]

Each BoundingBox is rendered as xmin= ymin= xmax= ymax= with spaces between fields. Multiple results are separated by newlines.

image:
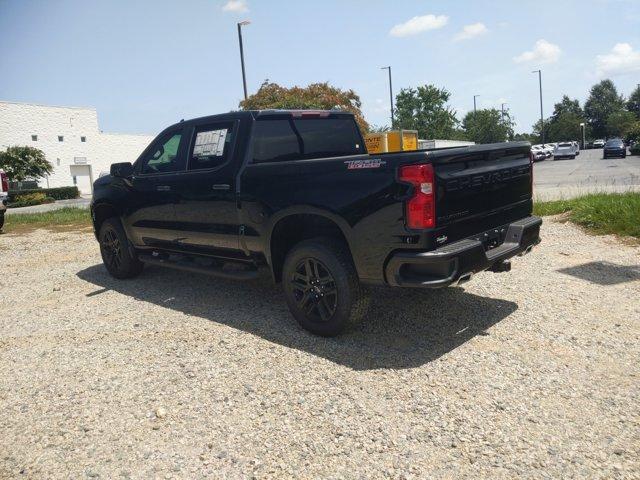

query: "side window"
xmin=189 ymin=123 xmax=235 ymax=170
xmin=140 ymin=131 xmax=184 ymax=174
xmin=252 ymin=119 xmax=301 ymax=163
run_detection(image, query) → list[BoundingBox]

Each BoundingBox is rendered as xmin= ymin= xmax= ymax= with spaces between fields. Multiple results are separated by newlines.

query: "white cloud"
xmin=389 ymin=14 xmax=448 ymax=37
xmin=595 ymin=43 xmax=640 ymax=76
xmin=513 ymin=39 xmax=561 ymax=64
xmin=453 ymin=22 xmax=488 ymax=41
xmin=221 ymin=0 xmax=248 ymax=13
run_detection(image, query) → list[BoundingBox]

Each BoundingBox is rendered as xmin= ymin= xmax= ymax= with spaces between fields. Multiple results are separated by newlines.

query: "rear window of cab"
xmin=251 ymin=116 xmax=364 ymax=163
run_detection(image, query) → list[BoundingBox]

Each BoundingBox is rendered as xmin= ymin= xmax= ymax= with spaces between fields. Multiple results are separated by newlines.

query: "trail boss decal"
xmin=344 ymin=159 xmax=386 ymax=170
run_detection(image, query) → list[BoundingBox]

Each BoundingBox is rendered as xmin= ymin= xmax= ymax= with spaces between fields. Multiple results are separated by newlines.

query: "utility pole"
xmin=381 ymin=66 xmax=394 ymax=128
xmin=501 ymin=103 xmax=507 ymax=117
xmin=532 ymin=70 xmax=544 ymax=143
xmin=473 ymin=95 xmax=480 ymax=114
xmin=237 ymin=21 xmax=251 ymax=101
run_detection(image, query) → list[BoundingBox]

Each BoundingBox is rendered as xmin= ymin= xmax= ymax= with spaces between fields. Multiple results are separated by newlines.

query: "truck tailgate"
xmin=429 ymin=142 xmax=532 ymax=228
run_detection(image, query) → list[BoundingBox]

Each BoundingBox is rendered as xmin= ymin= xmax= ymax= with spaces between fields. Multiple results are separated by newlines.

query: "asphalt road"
xmin=533 ymin=147 xmax=640 ymax=200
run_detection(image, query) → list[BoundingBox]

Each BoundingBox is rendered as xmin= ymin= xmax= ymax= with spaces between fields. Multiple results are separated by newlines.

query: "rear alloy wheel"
xmin=99 ymin=217 xmax=143 ymax=279
xmin=0 ymin=212 xmax=4 ymax=231
xmin=291 ymin=257 xmax=338 ymax=323
xmin=282 ymin=237 xmax=369 ymax=336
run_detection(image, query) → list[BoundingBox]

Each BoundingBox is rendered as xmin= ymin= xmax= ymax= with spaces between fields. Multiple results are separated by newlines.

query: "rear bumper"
xmin=385 ymin=216 xmax=542 ymax=288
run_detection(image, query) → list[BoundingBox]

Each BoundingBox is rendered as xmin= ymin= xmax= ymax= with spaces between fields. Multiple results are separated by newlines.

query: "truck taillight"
xmin=0 ymin=171 xmax=8 ymax=193
xmin=399 ymin=163 xmax=435 ymax=229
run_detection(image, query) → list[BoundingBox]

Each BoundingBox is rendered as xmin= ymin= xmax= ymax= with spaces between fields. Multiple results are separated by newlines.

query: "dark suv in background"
xmin=603 ymin=138 xmax=627 ymax=159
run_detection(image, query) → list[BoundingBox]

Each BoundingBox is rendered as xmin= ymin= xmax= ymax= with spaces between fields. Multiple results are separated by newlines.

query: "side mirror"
xmin=110 ymin=162 xmax=134 ymax=178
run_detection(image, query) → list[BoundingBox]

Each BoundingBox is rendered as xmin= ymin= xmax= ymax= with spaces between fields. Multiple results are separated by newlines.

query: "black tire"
xmin=99 ymin=217 xmax=143 ymax=279
xmin=282 ymin=237 xmax=369 ymax=336
xmin=0 ymin=212 xmax=4 ymax=231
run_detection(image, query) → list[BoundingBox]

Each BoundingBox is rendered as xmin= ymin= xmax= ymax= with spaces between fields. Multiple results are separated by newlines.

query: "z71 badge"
xmin=344 ymin=159 xmax=386 ymax=170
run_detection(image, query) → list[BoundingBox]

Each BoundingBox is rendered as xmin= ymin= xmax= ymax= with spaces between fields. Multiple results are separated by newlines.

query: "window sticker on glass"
xmin=193 ymin=129 xmax=228 ymax=157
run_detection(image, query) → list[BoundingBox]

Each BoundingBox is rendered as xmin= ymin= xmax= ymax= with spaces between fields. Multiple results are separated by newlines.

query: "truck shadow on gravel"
xmin=558 ymin=261 xmax=640 ymax=286
xmin=77 ymin=264 xmax=518 ymax=370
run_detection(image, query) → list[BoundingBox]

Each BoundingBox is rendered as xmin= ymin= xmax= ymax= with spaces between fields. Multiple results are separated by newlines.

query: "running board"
xmin=138 ymin=254 xmax=258 ymax=281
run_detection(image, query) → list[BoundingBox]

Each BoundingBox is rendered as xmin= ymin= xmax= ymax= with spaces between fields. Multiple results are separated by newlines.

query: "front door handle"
xmin=212 ymin=184 xmax=230 ymax=190
xmin=156 ymin=185 xmax=171 ymax=191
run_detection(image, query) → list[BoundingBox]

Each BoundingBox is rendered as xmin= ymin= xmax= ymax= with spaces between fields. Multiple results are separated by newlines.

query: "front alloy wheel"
xmin=98 ymin=217 xmax=143 ymax=279
xmin=100 ymin=227 xmax=123 ymax=271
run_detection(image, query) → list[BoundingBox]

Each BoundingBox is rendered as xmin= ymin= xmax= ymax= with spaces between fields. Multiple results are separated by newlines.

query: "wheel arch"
xmin=266 ymin=207 xmax=356 ymax=283
xmin=91 ymin=202 xmax=120 ymax=239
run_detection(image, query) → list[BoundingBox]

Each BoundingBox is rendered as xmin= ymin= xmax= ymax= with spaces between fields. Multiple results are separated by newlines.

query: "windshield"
xmin=605 ymin=139 xmax=623 ymax=147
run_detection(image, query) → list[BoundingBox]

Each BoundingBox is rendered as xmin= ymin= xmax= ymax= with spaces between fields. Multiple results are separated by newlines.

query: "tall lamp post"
xmin=532 ymin=70 xmax=544 ymax=143
xmin=501 ymin=102 xmax=507 ymax=117
xmin=579 ymin=123 xmax=586 ymax=150
xmin=381 ymin=66 xmax=394 ymax=128
xmin=473 ymin=95 xmax=480 ymax=114
xmin=237 ymin=20 xmax=251 ymax=101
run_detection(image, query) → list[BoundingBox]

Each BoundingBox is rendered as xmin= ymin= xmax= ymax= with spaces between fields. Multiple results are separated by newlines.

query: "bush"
xmin=7 ymin=186 xmax=79 ymax=202
xmin=9 ymin=192 xmax=55 ymax=208
xmin=630 ymin=143 xmax=640 ymax=156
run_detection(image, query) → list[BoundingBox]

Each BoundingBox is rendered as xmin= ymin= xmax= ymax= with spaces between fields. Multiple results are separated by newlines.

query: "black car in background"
xmin=603 ymin=138 xmax=627 ymax=159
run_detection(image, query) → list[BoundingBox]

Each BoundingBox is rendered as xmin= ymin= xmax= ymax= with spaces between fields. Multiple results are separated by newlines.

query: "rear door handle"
xmin=212 ymin=184 xmax=230 ymax=190
xmin=156 ymin=185 xmax=171 ymax=191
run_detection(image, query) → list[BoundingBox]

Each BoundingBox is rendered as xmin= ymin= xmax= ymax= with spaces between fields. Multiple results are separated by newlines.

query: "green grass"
xmin=3 ymin=207 xmax=92 ymax=233
xmin=534 ymin=192 xmax=640 ymax=239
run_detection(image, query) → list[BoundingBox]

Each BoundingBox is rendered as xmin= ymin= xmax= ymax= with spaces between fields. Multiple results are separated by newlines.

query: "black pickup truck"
xmin=91 ymin=110 xmax=541 ymax=336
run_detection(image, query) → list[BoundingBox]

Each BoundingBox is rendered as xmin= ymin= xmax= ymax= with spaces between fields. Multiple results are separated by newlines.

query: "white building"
xmin=0 ymin=101 xmax=155 ymax=195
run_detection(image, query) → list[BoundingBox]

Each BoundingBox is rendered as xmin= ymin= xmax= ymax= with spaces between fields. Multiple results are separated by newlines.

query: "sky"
xmin=1 ymin=0 xmax=639 ymax=136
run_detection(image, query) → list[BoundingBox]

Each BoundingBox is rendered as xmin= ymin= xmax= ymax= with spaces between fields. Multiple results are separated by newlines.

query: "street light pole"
xmin=532 ymin=70 xmax=544 ymax=143
xmin=473 ymin=95 xmax=480 ymax=114
xmin=381 ymin=66 xmax=394 ymax=128
xmin=501 ymin=103 xmax=507 ymax=117
xmin=579 ymin=123 xmax=586 ymax=150
xmin=237 ymin=21 xmax=251 ymax=101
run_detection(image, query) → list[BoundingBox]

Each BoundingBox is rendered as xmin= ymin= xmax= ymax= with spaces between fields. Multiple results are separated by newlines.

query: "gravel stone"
xmin=0 ymin=220 xmax=639 ymax=478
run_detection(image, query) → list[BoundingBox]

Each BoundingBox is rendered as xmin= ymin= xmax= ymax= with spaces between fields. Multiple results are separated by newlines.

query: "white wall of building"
xmin=0 ymin=101 xmax=155 ymax=194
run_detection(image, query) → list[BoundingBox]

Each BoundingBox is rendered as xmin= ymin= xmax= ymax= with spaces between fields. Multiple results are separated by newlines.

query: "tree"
xmin=532 ymin=118 xmax=551 ymax=144
xmin=547 ymin=112 xmax=588 ymax=142
xmin=626 ymin=85 xmax=640 ymax=119
xmin=584 ymin=79 xmax=625 ymax=138
xmin=543 ymin=95 xmax=588 ymax=142
xmin=513 ymin=132 xmax=537 ymax=143
xmin=625 ymin=121 xmax=640 ymax=143
xmin=462 ymin=109 xmax=514 ymax=144
xmin=606 ymin=110 xmax=637 ymax=138
xmin=239 ymin=80 xmax=369 ymax=132
xmin=394 ymin=85 xmax=459 ymax=139
xmin=0 ymin=146 xmax=52 ymax=182
xmin=551 ymin=95 xmax=583 ymax=121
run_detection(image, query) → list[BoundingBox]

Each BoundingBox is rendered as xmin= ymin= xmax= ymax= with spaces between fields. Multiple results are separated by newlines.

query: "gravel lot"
xmin=1 ymin=221 xmax=639 ymax=479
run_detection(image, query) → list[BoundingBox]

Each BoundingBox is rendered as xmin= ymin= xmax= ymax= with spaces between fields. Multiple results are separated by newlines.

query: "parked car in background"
xmin=554 ymin=142 xmax=578 ymax=160
xmin=603 ymin=138 xmax=627 ymax=159
xmin=530 ymin=147 xmax=546 ymax=162
xmin=533 ymin=144 xmax=552 ymax=158
xmin=0 ymin=169 xmax=8 ymax=230
xmin=572 ymin=141 xmax=580 ymax=155
xmin=593 ymin=139 xmax=606 ymax=148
